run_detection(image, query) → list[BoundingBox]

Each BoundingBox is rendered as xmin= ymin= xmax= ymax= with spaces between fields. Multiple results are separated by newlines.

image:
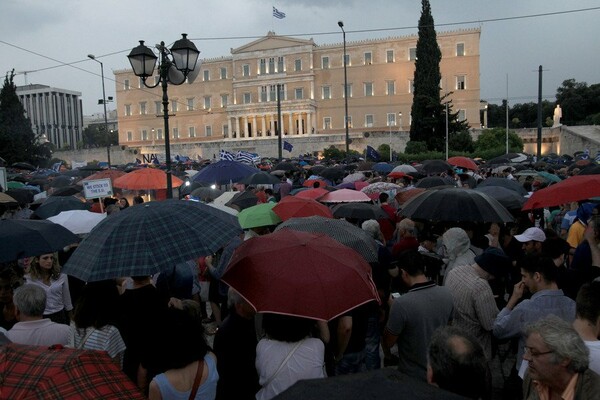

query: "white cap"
xmin=514 ymin=227 xmax=546 ymax=243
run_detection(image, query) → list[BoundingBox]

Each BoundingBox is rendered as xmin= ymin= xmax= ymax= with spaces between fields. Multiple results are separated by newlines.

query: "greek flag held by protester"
xmin=220 ymin=149 xmax=235 ymax=161
xmin=235 ymin=151 xmax=260 ymax=165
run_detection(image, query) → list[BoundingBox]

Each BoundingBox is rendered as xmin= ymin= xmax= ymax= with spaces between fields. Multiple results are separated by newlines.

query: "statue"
xmin=553 ymin=104 xmax=562 ymax=127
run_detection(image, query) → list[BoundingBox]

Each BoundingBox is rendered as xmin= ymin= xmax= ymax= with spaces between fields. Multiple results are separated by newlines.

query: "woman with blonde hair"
xmin=26 ymin=253 xmax=73 ymax=324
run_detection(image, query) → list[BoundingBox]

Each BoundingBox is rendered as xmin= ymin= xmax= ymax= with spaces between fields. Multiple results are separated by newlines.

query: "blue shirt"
xmin=153 ymin=354 xmax=218 ymax=400
xmin=493 ymin=289 xmax=575 ymax=369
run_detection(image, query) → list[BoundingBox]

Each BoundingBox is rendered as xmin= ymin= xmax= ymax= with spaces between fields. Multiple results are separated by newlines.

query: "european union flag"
xmin=366 ymin=145 xmax=380 ymax=161
xmin=283 ymin=141 xmax=293 ymax=152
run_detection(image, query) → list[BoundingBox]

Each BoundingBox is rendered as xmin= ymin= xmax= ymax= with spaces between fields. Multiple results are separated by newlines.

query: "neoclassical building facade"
xmin=114 ymin=29 xmax=480 ymax=157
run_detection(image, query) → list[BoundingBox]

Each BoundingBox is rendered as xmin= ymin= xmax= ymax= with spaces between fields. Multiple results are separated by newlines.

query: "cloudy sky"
xmin=1 ymin=0 xmax=599 ymax=115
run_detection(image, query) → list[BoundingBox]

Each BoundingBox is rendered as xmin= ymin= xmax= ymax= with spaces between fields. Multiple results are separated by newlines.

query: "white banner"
xmin=82 ymin=178 xmax=113 ymax=199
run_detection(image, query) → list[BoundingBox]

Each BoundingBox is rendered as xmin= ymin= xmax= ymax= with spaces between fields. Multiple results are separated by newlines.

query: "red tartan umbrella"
xmin=221 ymin=229 xmax=380 ymax=321
xmin=113 ymin=168 xmax=184 ymax=190
xmin=295 ymin=188 xmax=329 ymax=200
xmin=522 ymin=175 xmax=600 ymax=210
xmin=447 ymin=156 xmax=478 ymax=171
xmin=0 ymin=343 xmax=146 ymax=399
xmin=273 ymin=196 xmax=333 ymax=221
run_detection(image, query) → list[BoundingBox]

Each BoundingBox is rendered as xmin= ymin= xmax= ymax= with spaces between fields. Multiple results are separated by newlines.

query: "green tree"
xmin=409 ymin=0 xmax=442 ymax=150
xmin=449 ymin=131 xmax=474 ymax=153
xmin=475 ymin=128 xmax=523 ymax=152
xmin=82 ymin=125 xmax=118 ymax=148
xmin=0 ymin=70 xmax=50 ymax=166
xmin=322 ymin=146 xmax=344 ymax=160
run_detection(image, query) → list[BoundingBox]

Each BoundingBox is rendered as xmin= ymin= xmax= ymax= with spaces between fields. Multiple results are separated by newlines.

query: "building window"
xmin=189 ymin=126 xmax=196 ymax=138
xmin=187 ymin=98 xmax=194 ymax=111
xmin=172 ymin=101 xmax=178 ymax=112
xmin=365 ymin=114 xmax=374 ymax=127
xmin=222 ymin=124 xmax=229 ymax=137
xmin=124 ymin=79 xmax=130 ymax=90
xmin=127 ymin=131 xmax=132 ymax=141
xmin=260 ymin=86 xmax=267 ymax=102
xmin=243 ymin=92 xmax=251 ymax=104
xmin=172 ymin=127 xmax=179 ymax=139
xmin=457 ymin=43 xmax=465 ymax=57
xmin=364 ymin=82 xmax=373 ymax=97
xmin=203 ymin=70 xmax=209 ymax=81
xmin=220 ymin=67 xmax=227 ymax=79
xmin=323 ymin=117 xmax=331 ymax=130
xmin=139 ymin=102 xmax=147 ymax=115
xmin=321 ymin=56 xmax=329 ymax=69
xmin=364 ymin=52 xmax=372 ymax=65
xmin=409 ymin=80 xmax=414 ymax=93
xmin=141 ymin=130 xmax=148 ymax=141
xmin=386 ymin=81 xmax=395 ymax=96
xmin=387 ymin=113 xmax=397 ymax=126
xmin=221 ymin=94 xmax=228 ymax=107
xmin=155 ymin=101 xmax=161 ymax=115
xmin=268 ymin=58 xmax=275 ymax=74
xmin=259 ymin=59 xmax=266 ymax=75
xmin=322 ymin=86 xmax=331 ymax=100
xmin=243 ymin=64 xmax=250 ymax=77
xmin=294 ymin=59 xmax=302 ymax=71
xmin=125 ymin=104 xmax=131 ymax=116
xmin=386 ymin=50 xmax=394 ymax=63
xmin=204 ymin=96 xmax=211 ymax=110
xmin=277 ymin=56 xmax=284 ymax=72
xmin=295 ymin=88 xmax=303 ymax=100
xmin=156 ymin=128 xmax=163 ymax=140
xmin=343 ymin=54 xmax=350 ymax=66
xmin=456 ymin=75 xmax=466 ymax=90
xmin=205 ymin=125 xmax=212 ymax=137
xmin=342 ymin=83 xmax=353 ymax=98
xmin=269 ymin=85 xmax=277 ymax=102
xmin=409 ymin=47 xmax=417 ymax=61
xmin=457 ymin=109 xmax=466 ymax=121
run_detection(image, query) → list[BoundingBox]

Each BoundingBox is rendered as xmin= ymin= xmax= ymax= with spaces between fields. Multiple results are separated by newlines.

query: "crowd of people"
xmin=1 ymin=161 xmax=600 ymax=400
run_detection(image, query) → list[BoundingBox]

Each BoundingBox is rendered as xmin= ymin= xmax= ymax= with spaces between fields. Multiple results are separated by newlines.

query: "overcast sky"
xmin=1 ymin=0 xmax=599 ymax=115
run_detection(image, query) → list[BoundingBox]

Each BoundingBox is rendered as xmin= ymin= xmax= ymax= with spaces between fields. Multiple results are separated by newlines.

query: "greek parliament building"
xmin=16 ymin=84 xmax=84 ymax=150
xmin=114 ymin=29 xmax=481 ymax=160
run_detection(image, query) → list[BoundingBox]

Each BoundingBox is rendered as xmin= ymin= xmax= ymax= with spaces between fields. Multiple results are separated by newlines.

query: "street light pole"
xmin=87 ymin=54 xmax=111 ymax=167
xmin=128 ymin=34 xmax=200 ymax=199
xmin=338 ymin=21 xmax=350 ymax=156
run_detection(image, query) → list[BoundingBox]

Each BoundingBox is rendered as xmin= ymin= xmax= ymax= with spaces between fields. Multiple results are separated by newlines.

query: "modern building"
xmin=16 ymin=84 xmax=84 ymax=150
xmin=114 ymin=29 xmax=480 ymax=158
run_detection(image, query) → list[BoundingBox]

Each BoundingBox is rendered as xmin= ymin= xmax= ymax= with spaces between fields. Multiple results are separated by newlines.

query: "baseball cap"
xmin=514 ymin=227 xmax=546 ymax=243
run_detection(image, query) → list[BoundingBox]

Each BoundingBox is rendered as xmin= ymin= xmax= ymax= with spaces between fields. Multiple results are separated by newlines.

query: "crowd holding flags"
xmin=219 ymin=149 xmax=261 ymax=165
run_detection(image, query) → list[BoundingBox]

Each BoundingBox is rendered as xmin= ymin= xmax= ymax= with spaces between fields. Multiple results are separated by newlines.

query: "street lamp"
xmin=338 ymin=21 xmax=350 ymax=156
xmin=128 ymin=34 xmax=200 ymax=199
xmin=87 ymin=54 xmax=112 ymax=167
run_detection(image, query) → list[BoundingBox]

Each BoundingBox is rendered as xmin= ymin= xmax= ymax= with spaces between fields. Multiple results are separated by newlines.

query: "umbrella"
xmin=47 ymin=210 xmax=107 ymax=235
xmin=476 ymin=177 xmax=528 ymax=196
xmin=420 ymin=160 xmax=452 ymax=175
xmin=578 ymin=165 xmax=600 ymax=175
xmin=356 ymin=161 xmax=375 ymax=171
xmin=62 ymin=199 xmax=242 ymax=281
xmin=273 ymin=196 xmax=333 ymax=221
xmin=513 ymin=169 xmax=538 ymax=177
xmin=360 ymin=182 xmax=403 ymax=195
xmin=0 ymin=343 xmax=145 ymax=399
xmin=11 ymin=162 xmax=36 ymax=171
xmin=270 ymin=170 xmax=287 ymax=177
xmin=0 ymin=192 xmax=19 ymax=207
xmin=275 ymin=216 xmax=379 ymax=263
xmin=226 ymin=190 xmax=259 ymax=211
xmin=392 ymin=164 xmax=418 ymax=173
xmin=387 ymin=172 xmax=412 ymax=180
xmin=401 ymin=188 xmax=513 ymax=223
xmin=33 ymin=196 xmax=90 ymax=219
xmin=320 ymin=167 xmax=346 ymax=181
xmin=190 ymin=187 xmax=224 ymax=201
xmin=49 ymin=176 xmax=72 ymax=188
xmin=272 ymin=162 xmax=297 ymax=171
xmin=522 ymin=175 xmax=600 ymax=210
xmin=6 ymin=181 xmax=24 ymax=189
xmin=82 ymin=169 xmax=127 ymax=184
xmin=50 ymin=185 xmax=82 ymax=197
xmin=239 ymin=171 xmax=281 ymax=185
xmin=319 ymin=189 xmax=372 ymax=203
xmin=0 ymin=219 xmax=80 ymax=262
xmin=342 ymin=172 xmax=366 ymax=183
xmin=303 ymin=179 xmax=329 ymax=188
xmin=192 ymin=160 xmax=259 ymax=185
xmin=536 ymin=171 xmax=562 ymax=183
xmin=332 ymin=203 xmax=388 ymax=220
xmin=474 ymin=186 xmax=526 ymax=211
xmin=207 ymin=202 xmax=239 ymax=216
xmin=237 ymin=202 xmax=282 ymax=229
xmin=213 ymin=191 xmax=239 ymax=206
xmin=5 ymin=188 xmax=35 ymax=204
xmin=309 ymin=165 xmax=326 ymax=175
xmin=447 ymin=156 xmax=478 ymax=171
xmin=415 ymin=176 xmax=450 ymax=189
xmin=295 ymin=188 xmax=330 ymax=200
xmin=395 ymin=187 xmax=426 ymax=205
xmin=221 ymin=229 xmax=379 ymax=321
xmin=373 ymin=162 xmax=393 ymax=173
xmin=275 ymin=367 xmax=467 ymax=400
xmin=113 ymin=168 xmax=184 ymax=190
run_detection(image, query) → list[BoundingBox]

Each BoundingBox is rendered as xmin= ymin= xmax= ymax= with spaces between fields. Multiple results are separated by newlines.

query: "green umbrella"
xmin=237 ymin=203 xmax=281 ymax=229
xmin=6 ymin=181 xmax=25 ymax=189
xmin=536 ymin=171 xmax=562 ymax=183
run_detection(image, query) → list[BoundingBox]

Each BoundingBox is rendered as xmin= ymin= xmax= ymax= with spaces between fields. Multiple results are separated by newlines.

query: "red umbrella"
xmin=303 ymin=179 xmax=329 ymax=188
xmin=221 ymin=229 xmax=380 ymax=321
xmin=319 ymin=188 xmax=372 ymax=203
xmin=387 ymin=171 xmax=413 ymax=180
xmin=522 ymin=175 xmax=600 ymax=210
xmin=113 ymin=168 xmax=184 ymax=190
xmin=82 ymin=169 xmax=127 ymax=184
xmin=273 ymin=196 xmax=333 ymax=221
xmin=295 ymin=188 xmax=329 ymax=200
xmin=0 ymin=343 xmax=145 ymax=399
xmin=447 ymin=156 xmax=478 ymax=171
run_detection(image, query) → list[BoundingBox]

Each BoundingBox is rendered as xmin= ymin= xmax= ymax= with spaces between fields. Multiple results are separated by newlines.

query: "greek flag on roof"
xmin=272 ymin=6 xmax=286 ymax=19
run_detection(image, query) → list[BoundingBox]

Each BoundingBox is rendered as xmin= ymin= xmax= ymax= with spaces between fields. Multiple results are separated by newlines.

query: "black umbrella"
xmin=191 ymin=187 xmax=224 ymax=201
xmin=178 ymin=181 xmax=205 ymax=197
xmin=273 ymin=162 xmax=297 ymax=171
xmin=50 ymin=185 xmax=82 ymax=197
xmin=320 ymin=167 xmax=345 ymax=181
xmin=49 ymin=176 xmax=73 ymax=189
xmin=476 ymin=177 xmax=528 ymax=196
xmin=415 ymin=176 xmax=449 ymax=189
xmin=33 ymin=196 xmax=90 ymax=219
xmin=332 ymin=203 xmax=388 ymax=220
xmin=400 ymin=187 xmax=514 ymax=223
xmin=356 ymin=161 xmax=374 ymax=171
xmin=474 ymin=186 xmax=526 ymax=211
xmin=309 ymin=165 xmax=326 ymax=175
xmin=239 ymin=172 xmax=281 ymax=185
xmin=0 ymin=219 xmax=80 ymax=262
xmin=11 ymin=162 xmax=36 ymax=171
xmin=578 ymin=165 xmax=600 ymax=175
xmin=5 ymin=188 xmax=35 ymax=205
xmin=420 ymin=160 xmax=452 ymax=175
xmin=226 ymin=191 xmax=259 ymax=211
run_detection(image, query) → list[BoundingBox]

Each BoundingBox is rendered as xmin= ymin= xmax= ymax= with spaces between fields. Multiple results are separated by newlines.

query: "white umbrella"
xmin=392 ymin=164 xmax=417 ymax=173
xmin=342 ymin=172 xmax=366 ymax=183
xmin=47 ymin=210 xmax=106 ymax=235
xmin=213 ymin=191 xmax=239 ymax=206
xmin=208 ymin=202 xmax=239 ymax=216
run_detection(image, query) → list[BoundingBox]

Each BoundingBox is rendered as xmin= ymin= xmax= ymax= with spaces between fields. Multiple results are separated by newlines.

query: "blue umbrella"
xmin=373 ymin=162 xmax=393 ymax=173
xmin=192 ymin=160 xmax=259 ymax=185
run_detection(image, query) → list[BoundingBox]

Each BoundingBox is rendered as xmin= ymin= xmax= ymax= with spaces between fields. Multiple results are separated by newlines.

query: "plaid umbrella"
xmin=0 ymin=343 xmax=145 ymax=399
xmin=33 ymin=196 xmax=90 ymax=219
xmin=275 ymin=216 xmax=378 ymax=263
xmin=62 ymin=199 xmax=242 ymax=281
xmin=237 ymin=202 xmax=282 ymax=229
xmin=0 ymin=220 xmax=80 ymax=263
xmin=273 ymin=196 xmax=333 ymax=221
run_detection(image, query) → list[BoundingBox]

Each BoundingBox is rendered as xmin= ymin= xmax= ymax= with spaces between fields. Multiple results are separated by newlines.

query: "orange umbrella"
xmin=113 ymin=168 xmax=184 ymax=190
xmin=447 ymin=156 xmax=478 ymax=171
xmin=82 ymin=169 xmax=127 ymax=184
xmin=273 ymin=196 xmax=333 ymax=221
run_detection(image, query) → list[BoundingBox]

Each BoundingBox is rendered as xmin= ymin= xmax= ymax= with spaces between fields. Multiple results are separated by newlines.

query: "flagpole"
xmin=277 ymin=83 xmax=283 ymax=161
